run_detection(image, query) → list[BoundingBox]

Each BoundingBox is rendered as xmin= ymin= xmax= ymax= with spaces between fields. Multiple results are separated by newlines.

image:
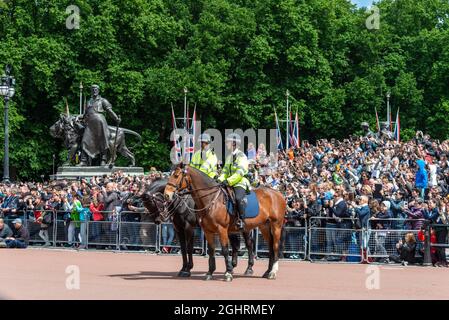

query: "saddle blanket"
xmin=226 ymin=190 xmax=260 ymax=219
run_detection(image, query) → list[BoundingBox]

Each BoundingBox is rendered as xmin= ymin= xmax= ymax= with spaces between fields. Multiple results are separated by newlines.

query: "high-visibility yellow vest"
xmin=218 ymin=149 xmax=250 ymax=190
xmin=190 ymin=148 xmax=218 ymax=179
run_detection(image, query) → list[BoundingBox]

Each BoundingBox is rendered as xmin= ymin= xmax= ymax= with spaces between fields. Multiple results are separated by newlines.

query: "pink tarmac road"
xmin=1 ymin=248 xmax=448 ymax=300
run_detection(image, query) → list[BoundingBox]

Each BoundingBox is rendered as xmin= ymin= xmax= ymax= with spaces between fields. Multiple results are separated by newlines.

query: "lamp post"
xmin=0 ymin=65 xmax=16 ymax=183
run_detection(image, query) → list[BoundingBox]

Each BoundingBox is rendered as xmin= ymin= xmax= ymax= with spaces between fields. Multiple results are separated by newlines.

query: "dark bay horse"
xmin=140 ymin=178 xmax=255 ymax=277
xmin=164 ymin=165 xmax=286 ymax=281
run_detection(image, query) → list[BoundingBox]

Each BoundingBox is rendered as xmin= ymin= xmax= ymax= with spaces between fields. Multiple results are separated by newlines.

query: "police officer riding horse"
xmin=217 ymin=133 xmax=251 ymax=230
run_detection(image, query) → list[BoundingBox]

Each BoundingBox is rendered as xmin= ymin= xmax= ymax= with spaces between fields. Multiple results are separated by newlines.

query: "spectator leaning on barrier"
xmin=372 ymin=201 xmax=392 ymax=263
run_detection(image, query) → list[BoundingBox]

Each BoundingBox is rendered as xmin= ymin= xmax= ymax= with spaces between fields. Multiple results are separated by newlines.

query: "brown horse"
xmin=164 ymin=164 xmax=286 ymax=281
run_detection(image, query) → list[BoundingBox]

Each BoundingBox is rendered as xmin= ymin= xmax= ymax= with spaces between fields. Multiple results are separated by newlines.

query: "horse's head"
xmin=164 ymin=163 xmax=190 ymax=201
xmin=139 ymin=191 xmax=164 ymax=224
xmin=50 ymin=116 xmax=64 ymax=139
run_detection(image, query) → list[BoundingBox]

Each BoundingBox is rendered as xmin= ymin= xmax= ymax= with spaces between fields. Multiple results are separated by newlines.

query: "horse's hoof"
xmin=224 ymin=272 xmax=233 ymax=282
xmin=262 ymin=271 xmax=269 ymax=278
xmin=244 ymin=268 xmax=254 ymax=276
xmin=232 ymin=261 xmax=238 ymax=268
xmin=178 ymin=271 xmax=191 ymax=277
xmin=267 ymin=272 xmax=277 ymax=280
xmin=205 ymin=274 xmax=213 ymax=281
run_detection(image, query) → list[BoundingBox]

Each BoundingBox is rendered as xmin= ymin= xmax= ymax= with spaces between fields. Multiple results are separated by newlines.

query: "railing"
xmin=308 ymin=217 xmax=363 ymax=262
xmin=4 ymin=209 xmax=446 ymax=264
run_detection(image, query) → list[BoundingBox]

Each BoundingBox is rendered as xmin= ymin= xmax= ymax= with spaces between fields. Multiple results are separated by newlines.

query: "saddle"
xmin=221 ymin=186 xmax=260 ymax=219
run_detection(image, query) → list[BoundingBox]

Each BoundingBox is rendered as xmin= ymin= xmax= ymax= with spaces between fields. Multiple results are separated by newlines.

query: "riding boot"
xmin=236 ymin=199 xmax=247 ymax=230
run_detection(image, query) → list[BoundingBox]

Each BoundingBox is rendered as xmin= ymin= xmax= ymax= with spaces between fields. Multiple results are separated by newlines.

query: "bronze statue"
xmin=378 ymin=121 xmax=393 ymax=140
xmin=361 ymin=122 xmax=375 ymax=138
xmin=80 ymin=85 xmax=120 ymax=166
xmin=50 ymin=84 xmax=141 ymax=167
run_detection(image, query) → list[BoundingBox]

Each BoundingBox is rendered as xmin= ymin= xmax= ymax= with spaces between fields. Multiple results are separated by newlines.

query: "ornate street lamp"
xmin=0 ymin=65 xmax=16 ymax=183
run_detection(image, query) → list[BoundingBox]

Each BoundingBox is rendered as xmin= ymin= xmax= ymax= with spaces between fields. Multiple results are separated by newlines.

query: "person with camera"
xmin=121 ymin=184 xmax=145 ymax=250
xmin=388 ymin=232 xmax=419 ymax=266
xmin=371 ymin=201 xmax=393 ymax=263
xmin=322 ymin=195 xmax=339 ymax=260
xmin=283 ymin=199 xmax=304 ymax=259
xmin=101 ymin=182 xmax=121 ymax=249
xmin=36 ymin=195 xmax=53 ymax=247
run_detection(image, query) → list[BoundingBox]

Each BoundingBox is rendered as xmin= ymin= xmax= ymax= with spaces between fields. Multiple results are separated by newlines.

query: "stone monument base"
xmin=51 ymin=166 xmax=145 ymax=180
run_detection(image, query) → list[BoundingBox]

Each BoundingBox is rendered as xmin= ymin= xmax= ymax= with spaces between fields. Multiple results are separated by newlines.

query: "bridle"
xmin=142 ymin=191 xmax=184 ymax=222
xmin=166 ymin=167 xmax=224 ymax=214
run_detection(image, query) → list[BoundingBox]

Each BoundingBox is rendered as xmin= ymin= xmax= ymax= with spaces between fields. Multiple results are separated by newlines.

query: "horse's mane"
xmin=145 ymin=178 xmax=168 ymax=194
xmin=187 ymin=165 xmax=219 ymax=186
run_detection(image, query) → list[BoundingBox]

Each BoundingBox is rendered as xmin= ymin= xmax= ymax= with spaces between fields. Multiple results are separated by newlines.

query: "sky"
xmin=351 ymin=0 xmax=375 ymax=7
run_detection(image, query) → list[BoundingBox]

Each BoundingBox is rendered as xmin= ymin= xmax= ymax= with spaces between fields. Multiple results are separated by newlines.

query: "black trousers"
xmin=234 ymin=187 xmax=247 ymax=218
xmin=435 ymin=227 xmax=448 ymax=263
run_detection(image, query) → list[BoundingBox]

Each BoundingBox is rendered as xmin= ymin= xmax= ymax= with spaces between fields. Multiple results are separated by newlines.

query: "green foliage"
xmin=0 ymin=0 xmax=449 ymax=179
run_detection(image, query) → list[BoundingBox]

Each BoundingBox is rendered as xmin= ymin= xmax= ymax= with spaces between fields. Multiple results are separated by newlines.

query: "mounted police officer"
xmin=190 ymin=133 xmax=218 ymax=179
xmin=218 ymin=133 xmax=250 ymax=230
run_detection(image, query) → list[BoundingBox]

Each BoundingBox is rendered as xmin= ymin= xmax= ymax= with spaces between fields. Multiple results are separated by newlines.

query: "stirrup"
xmin=236 ymin=218 xmax=244 ymax=229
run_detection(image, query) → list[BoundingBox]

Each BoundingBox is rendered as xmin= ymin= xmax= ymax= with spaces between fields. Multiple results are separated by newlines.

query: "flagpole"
xmin=375 ymin=106 xmax=380 ymax=132
xmin=183 ymin=87 xmax=188 ymax=130
xmin=79 ymin=82 xmax=83 ymax=115
xmin=274 ymin=108 xmax=283 ymax=150
xmin=386 ymin=91 xmax=391 ymax=130
xmin=286 ymin=90 xmax=289 ymax=150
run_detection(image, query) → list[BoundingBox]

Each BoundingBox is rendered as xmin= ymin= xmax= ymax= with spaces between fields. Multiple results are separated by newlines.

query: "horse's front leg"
xmin=228 ymin=233 xmax=240 ymax=268
xmin=177 ymin=230 xmax=190 ymax=277
xmin=204 ymin=232 xmax=216 ymax=281
xmin=218 ymin=228 xmax=234 ymax=282
xmin=242 ymin=230 xmax=255 ymax=276
xmin=185 ymin=225 xmax=195 ymax=274
xmin=268 ymin=223 xmax=282 ymax=280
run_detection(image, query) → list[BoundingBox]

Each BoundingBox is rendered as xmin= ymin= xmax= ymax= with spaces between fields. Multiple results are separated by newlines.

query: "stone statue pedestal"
xmin=52 ymin=166 xmax=144 ymax=180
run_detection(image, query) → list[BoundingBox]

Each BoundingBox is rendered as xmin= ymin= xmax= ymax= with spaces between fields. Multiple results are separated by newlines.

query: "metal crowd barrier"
xmin=365 ymin=218 xmax=427 ymax=261
xmin=207 ymin=231 xmax=254 ymax=256
xmin=19 ymin=209 xmax=447 ymax=264
xmin=160 ymin=222 xmax=204 ymax=254
xmin=308 ymin=217 xmax=363 ymax=263
xmin=256 ymin=223 xmax=308 ymax=260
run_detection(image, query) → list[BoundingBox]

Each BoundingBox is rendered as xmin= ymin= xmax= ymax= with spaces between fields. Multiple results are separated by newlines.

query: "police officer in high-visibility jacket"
xmin=218 ymin=133 xmax=250 ymax=230
xmin=190 ymin=133 xmax=218 ymax=179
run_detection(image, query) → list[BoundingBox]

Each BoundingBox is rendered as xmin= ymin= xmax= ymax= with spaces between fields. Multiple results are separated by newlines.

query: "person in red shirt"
xmin=89 ymin=193 xmax=104 ymax=244
xmin=417 ymin=228 xmax=437 ymax=265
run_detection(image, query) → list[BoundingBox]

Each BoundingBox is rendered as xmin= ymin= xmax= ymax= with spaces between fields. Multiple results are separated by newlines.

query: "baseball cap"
xmin=12 ymin=218 xmax=22 ymax=224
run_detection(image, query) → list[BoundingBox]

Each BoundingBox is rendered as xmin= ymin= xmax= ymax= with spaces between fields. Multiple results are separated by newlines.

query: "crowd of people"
xmin=0 ymin=129 xmax=448 ymax=266
xmin=247 ymin=130 xmax=449 ymax=266
xmin=0 ymin=170 xmax=165 ymax=250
